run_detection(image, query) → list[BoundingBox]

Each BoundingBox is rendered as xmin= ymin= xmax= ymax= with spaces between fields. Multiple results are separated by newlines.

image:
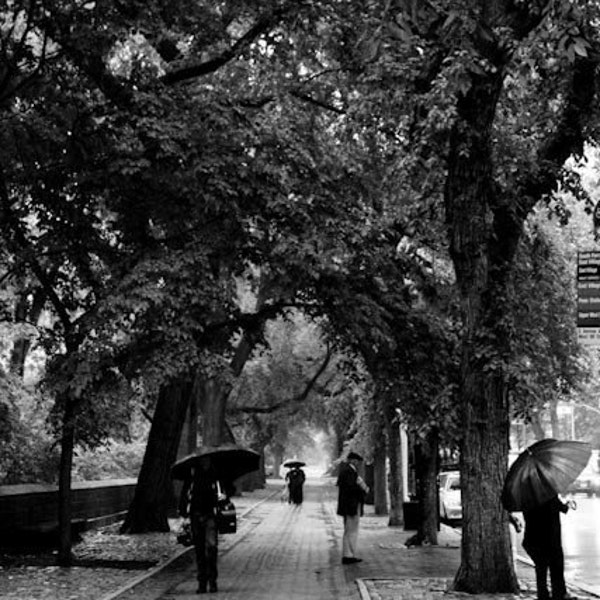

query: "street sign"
xmin=577 ymin=250 xmax=600 ymax=346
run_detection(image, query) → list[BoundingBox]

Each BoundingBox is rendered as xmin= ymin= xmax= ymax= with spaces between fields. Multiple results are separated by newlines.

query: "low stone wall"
xmin=0 ymin=479 xmax=137 ymax=541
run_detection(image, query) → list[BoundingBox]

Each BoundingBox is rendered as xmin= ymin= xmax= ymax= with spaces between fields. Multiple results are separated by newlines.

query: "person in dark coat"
xmin=179 ymin=457 xmax=230 ymax=594
xmin=285 ymin=466 xmax=306 ymax=505
xmin=520 ymin=495 xmax=577 ymax=600
xmin=336 ymin=451 xmax=369 ymax=564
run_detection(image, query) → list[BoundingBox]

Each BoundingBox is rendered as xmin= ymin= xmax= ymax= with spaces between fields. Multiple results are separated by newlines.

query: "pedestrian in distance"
xmin=285 ymin=466 xmax=306 ymax=505
xmin=336 ymin=451 xmax=369 ymax=565
xmin=179 ymin=456 xmax=233 ymax=594
xmin=510 ymin=495 xmax=577 ymax=600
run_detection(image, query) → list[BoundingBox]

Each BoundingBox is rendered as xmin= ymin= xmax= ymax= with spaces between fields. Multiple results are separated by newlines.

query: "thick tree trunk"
xmin=445 ymin=60 xmax=521 ymax=593
xmin=121 ymin=379 xmax=191 ymax=533
xmin=200 ymin=377 xmax=230 ymax=446
xmin=177 ymin=389 xmax=198 ymax=460
xmin=384 ymin=406 xmax=404 ymax=526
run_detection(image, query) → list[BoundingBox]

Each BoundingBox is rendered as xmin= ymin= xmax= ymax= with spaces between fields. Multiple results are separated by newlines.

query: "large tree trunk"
xmin=446 ymin=70 xmax=520 ymax=592
xmin=200 ymin=377 xmax=230 ymax=446
xmin=121 ymin=379 xmax=191 ymax=533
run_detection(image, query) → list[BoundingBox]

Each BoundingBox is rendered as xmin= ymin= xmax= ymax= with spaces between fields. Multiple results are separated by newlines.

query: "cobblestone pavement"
xmin=4 ymin=478 xmax=599 ymax=600
xmin=129 ymin=478 xmax=600 ymax=600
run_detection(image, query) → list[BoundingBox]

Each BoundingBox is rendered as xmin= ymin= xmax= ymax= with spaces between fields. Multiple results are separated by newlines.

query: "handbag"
xmin=176 ymin=519 xmax=193 ymax=546
xmin=216 ymin=498 xmax=237 ymax=534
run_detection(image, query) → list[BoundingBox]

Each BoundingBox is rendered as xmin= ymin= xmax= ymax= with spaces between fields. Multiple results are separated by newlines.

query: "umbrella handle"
xmin=567 ymin=499 xmax=577 ymax=511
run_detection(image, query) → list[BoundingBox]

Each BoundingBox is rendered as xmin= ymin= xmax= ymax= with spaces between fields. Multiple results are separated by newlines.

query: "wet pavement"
xmin=110 ymin=478 xmax=600 ymax=600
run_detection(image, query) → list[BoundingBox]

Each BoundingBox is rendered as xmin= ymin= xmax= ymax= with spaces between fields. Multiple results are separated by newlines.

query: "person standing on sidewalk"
xmin=517 ymin=495 xmax=577 ymax=600
xmin=336 ymin=451 xmax=369 ymax=565
xmin=179 ymin=457 xmax=223 ymax=594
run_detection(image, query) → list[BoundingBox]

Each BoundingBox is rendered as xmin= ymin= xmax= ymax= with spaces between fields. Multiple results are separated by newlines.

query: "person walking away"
xmin=179 ymin=457 xmax=225 ymax=594
xmin=286 ymin=466 xmax=306 ymax=505
xmin=517 ymin=495 xmax=577 ymax=600
xmin=336 ymin=451 xmax=369 ymax=564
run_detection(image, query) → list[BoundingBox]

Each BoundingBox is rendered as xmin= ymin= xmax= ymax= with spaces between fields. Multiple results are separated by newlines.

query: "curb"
xmin=97 ymin=488 xmax=279 ymax=600
xmin=443 ymin=523 xmax=600 ymax=599
xmin=356 ymin=578 xmax=370 ymax=600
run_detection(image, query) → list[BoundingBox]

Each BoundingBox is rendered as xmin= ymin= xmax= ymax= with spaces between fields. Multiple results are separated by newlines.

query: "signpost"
xmin=577 ymin=250 xmax=600 ymax=347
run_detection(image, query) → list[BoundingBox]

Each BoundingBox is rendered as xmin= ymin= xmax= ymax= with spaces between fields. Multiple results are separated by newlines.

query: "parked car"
xmin=567 ymin=469 xmax=600 ymax=497
xmin=439 ymin=470 xmax=462 ymax=521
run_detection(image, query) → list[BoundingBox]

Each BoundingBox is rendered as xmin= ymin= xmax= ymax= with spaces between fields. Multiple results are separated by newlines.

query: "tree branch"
xmin=230 ymin=347 xmax=332 ymax=415
xmin=162 ymin=5 xmax=293 ymax=85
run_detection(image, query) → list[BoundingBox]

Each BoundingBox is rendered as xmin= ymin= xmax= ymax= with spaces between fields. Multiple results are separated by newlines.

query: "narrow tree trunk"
xmin=416 ymin=430 xmax=439 ymax=545
xmin=57 ymin=397 xmax=75 ymax=566
xmin=384 ymin=406 xmax=404 ymax=526
xmin=549 ymin=398 xmax=561 ymax=438
xmin=373 ymin=439 xmax=388 ymax=515
xmin=272 ymin=444 xmax=284 ymax=479
xmin=10 ymin=287 xmax=45 ymax=377
xmin=121 ymin=379 xmax=191 ymax=533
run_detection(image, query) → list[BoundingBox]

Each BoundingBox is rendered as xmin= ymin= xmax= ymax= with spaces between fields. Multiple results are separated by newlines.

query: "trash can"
xmin=402 ymin=501 xmax=421 ymax=530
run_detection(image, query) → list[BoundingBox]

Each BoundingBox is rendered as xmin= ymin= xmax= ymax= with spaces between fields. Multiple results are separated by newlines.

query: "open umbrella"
xmin=501 ymin=438 xmax=591 ymax=512
xmin=171 ymin=443 xmax=260 ymax=481
xmin=283 ymin=460 xmax=306 ymax=468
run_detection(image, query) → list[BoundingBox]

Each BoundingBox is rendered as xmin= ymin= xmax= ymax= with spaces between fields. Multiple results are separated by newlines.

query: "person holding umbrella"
xmin=502 ymin=439 xmax=590 ymax=600
xmin=173 ymin=444 xmax=260 ymax=595
xmin=284 ymin=460 xmax=306 ymax=505
xmin=336 ymin=451 xmax=369 ymax=565
xmin=179 ymin=456 xmax=224 ymax=594
xmin=519 ymin=495 xmax=576 ymax=600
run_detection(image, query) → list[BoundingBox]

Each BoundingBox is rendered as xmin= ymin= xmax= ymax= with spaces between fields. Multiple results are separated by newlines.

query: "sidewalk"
xmin=354 ymin=508 xmax=600 ymax=600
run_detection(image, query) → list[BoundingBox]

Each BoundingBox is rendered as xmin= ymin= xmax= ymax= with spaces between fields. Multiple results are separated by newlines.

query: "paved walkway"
xmin=115 ymin=478 xmax=600 ymax=600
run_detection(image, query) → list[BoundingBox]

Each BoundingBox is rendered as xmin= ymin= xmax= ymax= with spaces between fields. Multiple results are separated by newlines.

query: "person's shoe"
xmin=197 ymin=582 xmax=207 ymax=594
xmin=342 ymin=557 xmax=362 ymax=564
xmin=208 ymin=581 xmax=218 ymax=593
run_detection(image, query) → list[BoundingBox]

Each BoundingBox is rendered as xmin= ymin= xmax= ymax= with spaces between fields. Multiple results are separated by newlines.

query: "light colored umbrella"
xmin=172 ymin=443 xmax=260 ymax=481
xmin=501 ymin=438 xmax=591 ymax=512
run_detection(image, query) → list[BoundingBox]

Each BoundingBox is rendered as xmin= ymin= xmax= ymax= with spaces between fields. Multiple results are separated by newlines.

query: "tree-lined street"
xmin=2 ymin=1 xmax=600 ymax=595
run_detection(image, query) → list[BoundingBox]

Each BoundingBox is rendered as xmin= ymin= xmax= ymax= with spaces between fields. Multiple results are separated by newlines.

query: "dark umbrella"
xmin=171 ymin=444 xmax=260 ymax=481
xmin=501 ymin=438 xmax=591 ymax=512
xmin=283 ymin=460 xmax=306 ymax=468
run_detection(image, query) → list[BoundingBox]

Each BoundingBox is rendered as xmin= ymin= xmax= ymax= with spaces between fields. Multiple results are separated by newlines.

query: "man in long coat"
xmin=336 ymin=451 xmax=369 ymax=564
xmin=521 ymin=495 xmax=576 ymax=600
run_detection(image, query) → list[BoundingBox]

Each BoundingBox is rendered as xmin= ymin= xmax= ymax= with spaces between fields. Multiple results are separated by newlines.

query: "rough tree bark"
xmin=445 ymin=36 xmax=521 ymax=591
xmin=121 ymin=379 xmax=191 ymax=533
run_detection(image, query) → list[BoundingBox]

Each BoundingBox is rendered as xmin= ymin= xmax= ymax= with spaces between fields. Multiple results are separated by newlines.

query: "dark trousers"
xmin=524 ymin=543 xmax=567 ymax=600
xmin=191 ymin=512 xmax=218 ymax=586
